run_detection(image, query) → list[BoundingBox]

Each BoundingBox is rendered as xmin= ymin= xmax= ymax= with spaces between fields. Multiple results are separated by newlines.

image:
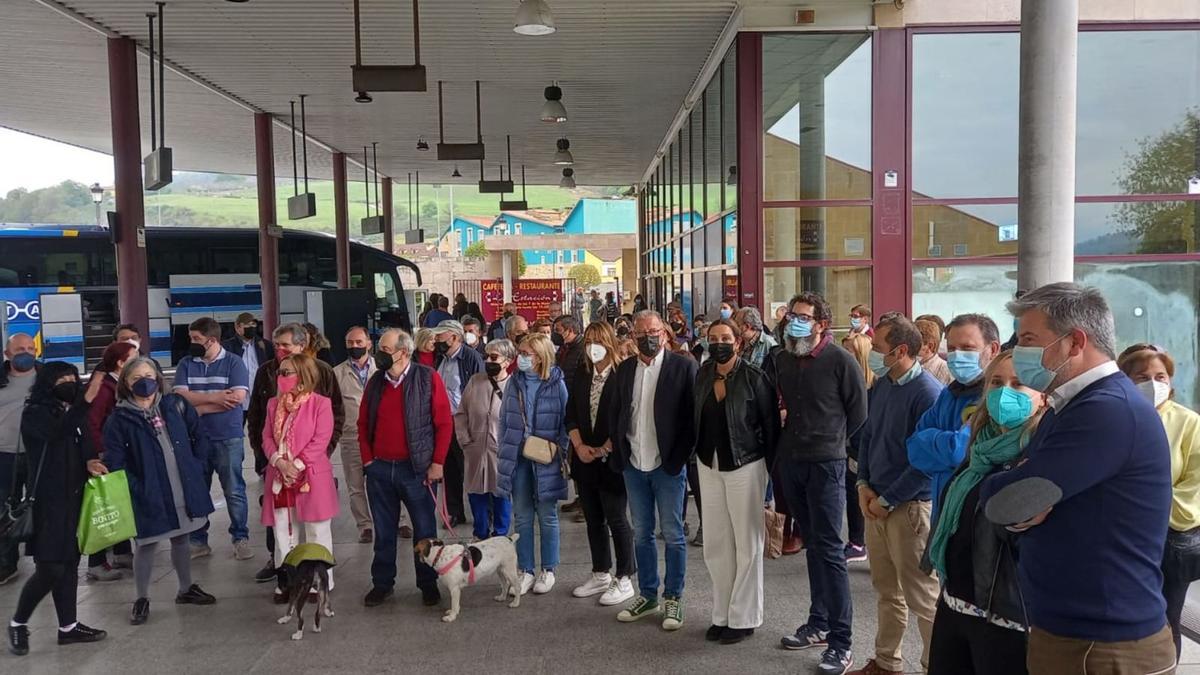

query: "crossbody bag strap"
xmin=22 ymin=439 xmax=51 ymax=506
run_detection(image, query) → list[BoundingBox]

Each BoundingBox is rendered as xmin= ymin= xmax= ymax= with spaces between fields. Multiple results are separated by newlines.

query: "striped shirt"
xmin=173 ymin=347 xmax=250 ymax=440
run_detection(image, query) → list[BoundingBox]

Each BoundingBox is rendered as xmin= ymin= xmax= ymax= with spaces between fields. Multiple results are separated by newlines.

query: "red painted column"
xmin=254 ymin=112 xmax=280 ymax=334
xmin=382 ymin=177 xmax=394 ymax=254
xmin=333 ymin=152 xmax=350 ymax=288
xmin=107 ymin=37 xmax=149 ymax=339
xmin=735 ymin=33 xmax=763 ymax=312
xmin=871 ymin=28 xmax=911 ymax=316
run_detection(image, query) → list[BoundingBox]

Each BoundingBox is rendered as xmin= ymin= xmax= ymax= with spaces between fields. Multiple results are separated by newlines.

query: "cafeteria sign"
xmin=480 ymin=278 xmax=565 ymax=323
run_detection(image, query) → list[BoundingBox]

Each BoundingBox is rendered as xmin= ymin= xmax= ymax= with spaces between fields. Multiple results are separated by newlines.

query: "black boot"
xmin=8 ymin=624 xmax=29 ymax=656
xmin=58 ymin=623 xmax=107 ymax=645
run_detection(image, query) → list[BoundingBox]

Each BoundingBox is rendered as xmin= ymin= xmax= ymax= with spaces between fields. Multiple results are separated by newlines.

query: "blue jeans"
xmin=624 ymin=465 xmax=687 ymax=600
xmin=365 ymin=459 xmax=437 ymax=591
xmin=510 ymin=457 xmax=559 ymax=573
xmin=467 ymin=492 xmax=512 ymax=540
xmin=190 ymin=437 xmax=249 ymax=545
xmin=0 ymin=452 xmax=28 ymax=571
xmin=777 ymin=458 xmax=852 ymax=651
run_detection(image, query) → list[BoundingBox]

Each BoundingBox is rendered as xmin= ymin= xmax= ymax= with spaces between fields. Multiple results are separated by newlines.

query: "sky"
xmin=0 ymin=128 xmax=114 ymax=195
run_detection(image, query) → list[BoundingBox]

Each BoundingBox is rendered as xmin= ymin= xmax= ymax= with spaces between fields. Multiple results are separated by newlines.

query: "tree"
xmin=421 ymin=201 xmax=439 ymax=222
xmin=567 ymin=263 xmax=601 ymax=287
xmin=517 ymin=256 xmax=527 ymax=277
xmin=1114 ymin=110 xmax=1199 ymax=254
xmin=464 ymin=241 xmax=489 ymax=259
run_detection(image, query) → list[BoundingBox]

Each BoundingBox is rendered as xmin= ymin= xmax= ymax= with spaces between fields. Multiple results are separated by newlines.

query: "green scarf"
xmin=928 ymin=422 xmax=1027 ymax=578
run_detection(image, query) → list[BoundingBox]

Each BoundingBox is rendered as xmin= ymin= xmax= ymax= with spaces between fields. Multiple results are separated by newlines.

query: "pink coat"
xmin=261 ymin=393 xmax=339 ymax=525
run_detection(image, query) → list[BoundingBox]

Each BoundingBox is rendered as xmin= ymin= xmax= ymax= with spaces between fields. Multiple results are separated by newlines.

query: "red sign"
xmin=480 ymin=278 xmax=565 ymax=324
xmin=724 ymin=274 xmax=739 ymax=301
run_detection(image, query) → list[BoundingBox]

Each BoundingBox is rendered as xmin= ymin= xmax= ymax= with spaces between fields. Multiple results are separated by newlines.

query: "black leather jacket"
xmin=692 ymin=357 xmax=780 ymax=471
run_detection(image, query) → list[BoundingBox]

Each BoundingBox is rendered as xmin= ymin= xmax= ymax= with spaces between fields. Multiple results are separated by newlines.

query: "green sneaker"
xmin=662 ymin=597 xmax=684 ymax=631
xmin=616 ymin=596 xmax=661 ymax=623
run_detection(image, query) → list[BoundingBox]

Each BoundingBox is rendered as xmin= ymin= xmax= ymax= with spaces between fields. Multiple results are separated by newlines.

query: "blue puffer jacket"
xmin=103 ymin=394 xmax=215 ymax=540
xmin=906 ymin=380 xmax=983 ymax=523
xmin=496 ymin=367 xmax=570 ymax=502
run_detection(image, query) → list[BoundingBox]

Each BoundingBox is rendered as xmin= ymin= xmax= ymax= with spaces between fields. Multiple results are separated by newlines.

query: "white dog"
xmin=415 ymin=533 xmax=522 ymax=622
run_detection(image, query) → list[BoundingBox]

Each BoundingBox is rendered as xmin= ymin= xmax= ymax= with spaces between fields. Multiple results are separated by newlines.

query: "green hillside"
xmin=2 ymin=174 xmax=621 ymax=241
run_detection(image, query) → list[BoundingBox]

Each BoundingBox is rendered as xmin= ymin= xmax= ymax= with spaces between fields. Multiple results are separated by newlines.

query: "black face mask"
xmin=513 ymin=333 xmax=526 ymax=346
xmin=374 ymin=351 xmax=394 ymax=372
xmin=670 ymin=322 xmax=685 ymax=334
xmin=347 ymin=346 xmax=368 ymax=361
xmin=434 ymin=341 xmax=451 ymax=356
xmin=550 ymin=332 xmax=565 ymax=348
xmin=52 ymin=381 xmax=79 ymax=404
xmin=187 ymin=342 xmax=208 ymax=359
xmin=240 ymin=326 xmax=258 ymax=340
xmin=503 ymin=311 xmax=514 ymax=319
xmin=485 ymin=362 xmax=503 ymax=378
xmin=708 ymin=342 xmax=736 ymax=364
xmin=637 ymin=335 xmax=661 ymax=359
xmin=617 ymin=327 xmax=630 ymax=338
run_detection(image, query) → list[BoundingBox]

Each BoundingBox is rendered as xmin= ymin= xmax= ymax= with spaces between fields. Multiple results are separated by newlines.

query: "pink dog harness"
xmin=431 ymin=546 xmax=476 ymax=585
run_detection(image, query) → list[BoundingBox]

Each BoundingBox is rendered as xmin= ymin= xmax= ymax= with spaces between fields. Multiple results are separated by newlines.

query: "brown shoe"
xmin=359 ymin=529 xmax=373 ymax=544
xmin=847 ymin=659 xmax=901 ymax=675
xmin=399 ymin=525 xmax=413 ymax=539
xmin=561 ymin=498 xmax=581 ymax=513
xmin=573 ymin=511 xmax=586 ymax=523
xmin=782 ymin=535 xmax=804 ymax=556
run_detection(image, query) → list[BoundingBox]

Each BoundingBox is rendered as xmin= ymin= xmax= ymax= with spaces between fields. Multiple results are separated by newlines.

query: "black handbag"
xmin=0 ymin=444 xmax=48 ymax=544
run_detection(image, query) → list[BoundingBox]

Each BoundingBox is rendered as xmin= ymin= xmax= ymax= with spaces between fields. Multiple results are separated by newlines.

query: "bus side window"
xmin=374 ymin=272 xmax=399 ymax=308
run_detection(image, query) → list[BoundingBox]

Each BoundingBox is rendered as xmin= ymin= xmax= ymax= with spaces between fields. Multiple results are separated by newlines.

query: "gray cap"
xmin=433 ymin=319 xmax=464 ymax=337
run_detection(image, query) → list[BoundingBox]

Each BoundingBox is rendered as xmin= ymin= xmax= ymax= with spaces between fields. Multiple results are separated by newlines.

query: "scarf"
xmin=928 ymin=422 xmax=1028 ymax=578
xmin=271 ymin=390 xmax=311 ymax=508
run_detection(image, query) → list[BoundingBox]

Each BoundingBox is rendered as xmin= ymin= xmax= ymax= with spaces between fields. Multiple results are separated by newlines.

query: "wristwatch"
xmin=876 ymin=495 xmax=897 ymax=512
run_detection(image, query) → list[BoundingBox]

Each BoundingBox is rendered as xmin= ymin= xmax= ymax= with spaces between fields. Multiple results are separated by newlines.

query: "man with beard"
xmin=774 ymin=292 xmax=868 ymax=675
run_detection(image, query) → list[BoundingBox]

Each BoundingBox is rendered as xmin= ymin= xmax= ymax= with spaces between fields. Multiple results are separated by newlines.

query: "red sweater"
xmin=357 ymin=370 xmax=453 ymax=467
xmin=87 ymin=375 xmax=118 ymax=456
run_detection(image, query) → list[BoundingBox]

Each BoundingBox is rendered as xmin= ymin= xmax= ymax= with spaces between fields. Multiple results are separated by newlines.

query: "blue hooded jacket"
xmin=496 ymin=367 xmax=570 ymax=502
xmin=906 ymin=380 xmax=983 ymax=522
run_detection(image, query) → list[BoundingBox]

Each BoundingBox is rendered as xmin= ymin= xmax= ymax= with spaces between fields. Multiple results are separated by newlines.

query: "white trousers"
xmin=273 ymin=508 xmax=334 ymax=589
xmin=698 ymin=457 xmax=768 ymax=629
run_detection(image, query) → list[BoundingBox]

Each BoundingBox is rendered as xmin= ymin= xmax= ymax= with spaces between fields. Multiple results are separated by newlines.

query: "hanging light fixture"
xmin=451 ymin=166 xmax=462 ymax=178
xmin=553 ymin=137 xmax=574 ymax=165
xmin=540 ymin=83 xmax=567 ymax=123
xmin=514 ymin=0 xmax=555 ymax=36
xmin=559 ymin=167 xmax=575 ymax=189
xmin=416 ymin=136 xmax=430 ymax=151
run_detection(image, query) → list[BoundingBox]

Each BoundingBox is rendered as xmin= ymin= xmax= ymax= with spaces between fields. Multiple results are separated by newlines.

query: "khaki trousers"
xmin=864 ymin=499 xmax=941 ymax=672
xmin=1027 ymin=624 xmax=1176 ymax=675
xmin=340 ymin=438 xmax=408 ymax=533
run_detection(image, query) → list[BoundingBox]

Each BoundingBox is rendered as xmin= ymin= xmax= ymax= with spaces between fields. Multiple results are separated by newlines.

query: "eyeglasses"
xmin=278 ymin=369 xmax=297 ymax=377
xmin=485 ymin=354 xmax=505 ymax=362
xmin=784 ymin=312 xmax=814 ymax=323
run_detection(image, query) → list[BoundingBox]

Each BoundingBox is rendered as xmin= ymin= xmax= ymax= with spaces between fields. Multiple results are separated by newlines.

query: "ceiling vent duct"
xmin=351 ymin=0 xmax=427 ymax=95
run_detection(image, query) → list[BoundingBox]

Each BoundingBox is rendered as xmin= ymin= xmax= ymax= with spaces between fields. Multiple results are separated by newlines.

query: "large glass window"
xmin=723 ymin=50 xmax=738 ymax=211
xmin=1077 ymin=201 xmax=1198 ymax=255
xmin=765 ymin=206 xmax=872 ymax=261
xmin=911 ymin=204 xmax=1018 ymax=260
xmin=763 ymin=34 xmax=873 ymax=202
xmin=764 ymin=266 xmax=871 ymax=329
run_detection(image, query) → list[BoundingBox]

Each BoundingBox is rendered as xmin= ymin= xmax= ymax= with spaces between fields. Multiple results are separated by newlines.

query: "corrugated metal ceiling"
xmin=0 ymin=0 xmax=740 ymax=186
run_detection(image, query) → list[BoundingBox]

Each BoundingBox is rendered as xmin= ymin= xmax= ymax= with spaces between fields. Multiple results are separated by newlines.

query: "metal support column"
xmin=1017 ymin=0 xmax=1078 ymax=290
xmin=382 ymin=178 xmax=394 ymax=254
xmin=333 ymin=152 xmax=351 ymax=289
xmin=106 ymin=37 xmax=149 ymax=339
xmin=254 ymin=112 xmax=280 ymax=334
xmin=735 ymin=33 xmax=762 ymax=311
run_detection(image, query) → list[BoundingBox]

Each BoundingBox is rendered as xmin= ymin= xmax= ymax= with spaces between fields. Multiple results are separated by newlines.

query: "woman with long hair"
xmin=302 ymin=323 xmax=335 ymax=366
xmin=496 ymin=333 xmax=569 ymax=596
xmin=927 ymin=351 xmax=1046 ymax=675
xmin=9 ymin=362 xmax=107 ymax=655
xmin=102 ymin=358 xmax=216 ymax=625
xmin=565 ymin=322 xmax=635 ymax=606
xmin=261 ymin=353 xmax=338 ymax=601
xmin=1118 ymin=344 xmax=1200 ymax=659
xmin=413 ymin=327 xmax=437 ymax=368
xmin=840 ymin=332 xmax=876 ymax=561
xmin=693 ymin=319 xmax=780 ymax=644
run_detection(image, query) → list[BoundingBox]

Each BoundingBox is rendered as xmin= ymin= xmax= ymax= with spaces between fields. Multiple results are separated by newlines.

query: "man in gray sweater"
xmin=0 ymin=333 xmax=38 ymax=584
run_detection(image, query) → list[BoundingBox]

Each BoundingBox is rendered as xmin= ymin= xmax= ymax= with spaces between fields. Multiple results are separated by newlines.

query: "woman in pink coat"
xmin=262 ymin=352 xmax=337 ymax=599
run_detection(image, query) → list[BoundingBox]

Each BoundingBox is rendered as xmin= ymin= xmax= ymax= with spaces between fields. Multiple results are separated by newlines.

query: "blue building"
xmin=442 ymin=198 xmax=637 ymax=266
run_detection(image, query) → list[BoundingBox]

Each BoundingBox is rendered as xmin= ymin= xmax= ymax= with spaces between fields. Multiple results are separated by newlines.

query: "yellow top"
xmin=1160 ymin=399 xmax=1200 ymax=532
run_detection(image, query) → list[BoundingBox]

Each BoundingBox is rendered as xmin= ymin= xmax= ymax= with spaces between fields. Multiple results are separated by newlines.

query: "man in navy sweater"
xmin=980 ymin=282 xmax=1174 ymax=673
xmin=852 ymin=315 xmax=942 ymax=675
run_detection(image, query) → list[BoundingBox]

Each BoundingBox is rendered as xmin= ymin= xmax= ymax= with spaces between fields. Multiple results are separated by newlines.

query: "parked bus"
xmin=0 ymin=224 xmax=421 ymax=369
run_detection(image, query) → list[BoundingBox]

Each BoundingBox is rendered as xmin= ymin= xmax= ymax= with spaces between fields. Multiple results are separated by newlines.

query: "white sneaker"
xmin=599 ymin=576 xmax=635 ymax=606
xmin=573 ymin=572 xmax=612 ymax=598
xmin=516 ymin=572 xmax=535 ymax=596
xmin=532 ymin=570 xmax=556 ymax=594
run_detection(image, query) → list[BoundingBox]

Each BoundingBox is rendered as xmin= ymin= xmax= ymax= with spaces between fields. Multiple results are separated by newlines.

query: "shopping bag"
xmin=77 ymin=470 xmax=138 ymax=555
xmin=764 ymin=508 xmax=786 ymax=560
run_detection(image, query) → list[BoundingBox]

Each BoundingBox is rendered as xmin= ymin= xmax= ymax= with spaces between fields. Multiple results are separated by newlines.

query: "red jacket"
xmin=87 ymin=374 xmax=118 ymax=456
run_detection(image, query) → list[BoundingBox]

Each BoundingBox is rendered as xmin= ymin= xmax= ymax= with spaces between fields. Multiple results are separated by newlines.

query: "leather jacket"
xmin=692 ymin=357 xmax=780 ymax=471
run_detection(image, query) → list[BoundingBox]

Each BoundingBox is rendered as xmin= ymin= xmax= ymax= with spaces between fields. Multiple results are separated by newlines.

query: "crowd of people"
xmin=0 ymin=282 xmax=1197 ymax=675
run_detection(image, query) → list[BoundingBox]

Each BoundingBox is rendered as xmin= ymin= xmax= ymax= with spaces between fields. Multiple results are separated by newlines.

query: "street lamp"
xmin=90 ymin=183 xmax=104 ymax=227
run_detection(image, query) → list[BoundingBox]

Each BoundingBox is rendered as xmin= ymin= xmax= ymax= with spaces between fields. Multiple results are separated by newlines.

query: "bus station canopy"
xmin=1 ymin=0 xmax=740 ymax=186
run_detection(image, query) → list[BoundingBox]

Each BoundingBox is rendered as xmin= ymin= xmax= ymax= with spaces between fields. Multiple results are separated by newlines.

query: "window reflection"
xmin=764 ymin=266 xmax=871 ymax=329
xmin=766 ymin=206 xmax=871 ymax=261
xmin=911 ymin=204 xmax=1018 ymax=259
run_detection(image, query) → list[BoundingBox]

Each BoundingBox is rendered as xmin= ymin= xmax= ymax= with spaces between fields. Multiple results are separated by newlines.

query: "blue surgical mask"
xmin=946 ymin=350 xmax=984 ymax=385
xmin=517 ymin=355 xmax=535 ymax=373
xmin=1012 ymin=335 xmax=1069 ymax=392
xmin=868 ymin=349 xmax=893 ymax=378
xmin=986 ymin=386 xmax=1034 ymax=428
xmin=850 ymin=317 xmax=862 ymax=330
xmin=719 ymin=308 xmax=733 ymax=320
xmin=786 ymin=318 xmax=812 ymax=339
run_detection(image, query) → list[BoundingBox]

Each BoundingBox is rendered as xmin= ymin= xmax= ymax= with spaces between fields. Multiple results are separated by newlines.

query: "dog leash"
xmin=425 ymin=481 xmax=476 ymax=584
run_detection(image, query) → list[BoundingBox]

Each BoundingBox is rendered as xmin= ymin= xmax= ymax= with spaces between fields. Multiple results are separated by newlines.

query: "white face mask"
xmin=587 ymin=344 xmax=607 ymax=364
xmin=1136 ymin=379 xmax=1171 ymax=408
xmin=124 ymin=339 xmax=141 ymax=350
xmin=464 ymin=332 xmax=479 ymax=346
